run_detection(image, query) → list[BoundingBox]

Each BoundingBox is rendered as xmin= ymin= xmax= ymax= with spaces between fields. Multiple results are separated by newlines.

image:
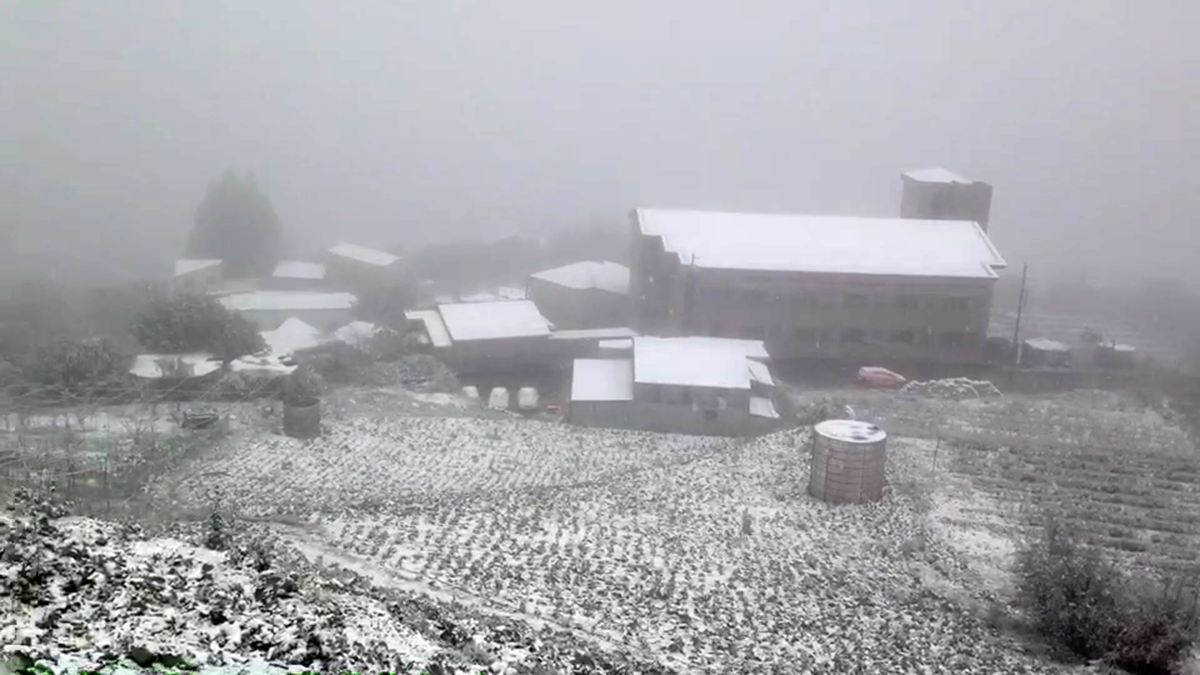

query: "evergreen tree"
xmin=185 ymin=170 xmax=283 ymax=277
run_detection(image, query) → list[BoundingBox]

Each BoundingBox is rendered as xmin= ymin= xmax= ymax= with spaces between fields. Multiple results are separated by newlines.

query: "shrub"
xmin=1015 ymin=514 xmax=1200 ymax=674
xmin=280 ymin=365 xmax=323 ymax=406
xmin=133 ymin=293 xmax=264 ymax=361
xmin=31 ymin=338 xmax=123 ymax=395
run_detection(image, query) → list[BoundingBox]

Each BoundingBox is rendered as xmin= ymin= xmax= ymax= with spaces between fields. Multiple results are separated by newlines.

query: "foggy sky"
xmin=2 ymin=1 xmax=1197 ymax=285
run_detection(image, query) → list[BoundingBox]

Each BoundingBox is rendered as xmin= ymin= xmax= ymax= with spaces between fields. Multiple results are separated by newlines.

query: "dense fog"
xmin=2 ymin=1 xmax=1198 ymax=286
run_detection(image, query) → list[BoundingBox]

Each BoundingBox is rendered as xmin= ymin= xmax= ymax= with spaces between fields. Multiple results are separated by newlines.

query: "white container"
xmin=808 ymin=419 xmax=887 ymax=504
xmin=488 ymin=387 xmax=510 ymax=410
xmin=518 ymin=387 xmax=539 ymax=411
xmin=462 ymin=386 xmax=480 ymax=400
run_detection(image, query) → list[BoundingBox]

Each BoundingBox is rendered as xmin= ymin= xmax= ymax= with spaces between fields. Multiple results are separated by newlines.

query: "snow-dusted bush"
xmin=133 ymin=293 xmax=264 ymax=361
xmin=1016 ymin=514 xmax=1200 ymax=674
xmin=31 ymin=337 xmax=124 ymax=396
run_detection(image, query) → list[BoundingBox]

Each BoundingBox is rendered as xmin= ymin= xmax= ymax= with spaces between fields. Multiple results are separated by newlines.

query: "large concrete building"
xmin=900 ymin=167 xmax=994 ymax=232
xmin=629 ymin=207 xmax=1007 ymax=364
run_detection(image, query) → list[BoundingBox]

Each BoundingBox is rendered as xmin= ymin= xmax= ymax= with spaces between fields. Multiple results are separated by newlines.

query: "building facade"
xmin=630 ymin=209 xmax=1006 ymax=364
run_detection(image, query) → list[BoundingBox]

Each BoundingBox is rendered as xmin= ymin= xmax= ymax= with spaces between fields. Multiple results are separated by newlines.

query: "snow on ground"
xmin=157 ymin=411 xmax=1075 ymax=673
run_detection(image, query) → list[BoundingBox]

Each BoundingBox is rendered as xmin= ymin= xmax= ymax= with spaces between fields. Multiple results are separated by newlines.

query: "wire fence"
xmin=0 ymin=370 xmax=283 ymax=516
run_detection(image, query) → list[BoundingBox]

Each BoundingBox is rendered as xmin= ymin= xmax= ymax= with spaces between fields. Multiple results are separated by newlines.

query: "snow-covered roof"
xmin=1023 ymin=338 xmax=1071 ymax=352
xmin=334 ymin=320 xmax=381 ymax=346
xmin=130 ymin=353 xmax=220 ymax=379
xmin=635 ymin=209 xmax=1006 ymax=279
xmin=261 ymin=317 xmax=324 ymax=355
xmin=750 ymin=396 xmax=780 ymax=419
xmin=174 ymin=259 xmax=221 ymax=276
xmin=218 ymin=291 xmax=357 ymax=312
xmin=673 ymin=336 xmax=770 ymax=361
xmin=404 ymin=309 xmax=453 ymax=348
xmin=437 ymin=300 xmax=553 ymax=342
xmin=328 ymin=243 xmax=400 ymax=267
xmin=571 ymin=359 xmax=634 ymax=402
xmin=549 ymin=327 xmax=639 ymax=341
xmin=531 ymin=261 xmax=630 ymax=295
xmin=633 ymin=336 xmax=751 ymax=390
xmin=815 ymin=419 xmax=886 ymax=443
xmin=599 ymin=338 xmax=633 ymax=351
xmin=747 ymin=359 xmax=775 ymax=386
xmin=902 ymin=167 xmax=973 ymax=184
xmin=272 ymin=261 xmax=326 ymax=279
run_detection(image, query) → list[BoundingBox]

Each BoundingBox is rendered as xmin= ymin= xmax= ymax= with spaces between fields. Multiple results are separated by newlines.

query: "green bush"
xmin=133 ymin=293 xmax=264 ymax=361
xmin=32 ymin=338 xmax=123 ymax=395
xmin=1015 ymin=515 xmax=1200 ymax=674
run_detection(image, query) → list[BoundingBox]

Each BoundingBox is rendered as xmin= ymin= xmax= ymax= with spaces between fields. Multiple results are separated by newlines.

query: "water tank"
xmin=809 ymin=419 xmax=887 ymax=504
xmin=488 ymin=387 xmax=510 ymax=410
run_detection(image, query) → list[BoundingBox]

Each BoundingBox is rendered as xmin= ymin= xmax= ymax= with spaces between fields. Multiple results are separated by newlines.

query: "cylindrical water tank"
xmin=809 ymin=419 xmax=887 ymax=504
xmin=488 ymin=387 xmax=510 ymax=410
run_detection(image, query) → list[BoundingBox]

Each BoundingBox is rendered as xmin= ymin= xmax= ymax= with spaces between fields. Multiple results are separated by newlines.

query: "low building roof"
xmin=174 ymin=259 xmax=221 ymax=276
xmin=404 ymin=309 xmax=453 ymax=348
xmin=261 ymin=317 xmax=325 ymax=355
xmin=130 ymin=353 xmax=220 ymax=379
xmin=218 ymin=291 xmax=357 ymax=312
xmin=902 ymin=167 xmax=974 ymax=184
xmin=1023 ymin=337 xmax=1071 ymax=352
xmin=530 ymin=261 xmax=630 ymax=295
xmin=635 ymin=209 xmax=1006 ymax=279
xmin=328 ymin=243 xmax=400 ymax=267
xmin=549 ymin=327 xmax=639 ymax=341
xmin=747 ymin=359 xmax=774 ymax=386
xmin=571 ymin=359 xmax=634 ymax=402
xmin=599 ymin=338 xmax=633 ymax=351
xmin=633 ymin=336 xmax=751 ymax=390
xmin=272 ymin=261 xmax=326 ymax=279
xmin=437 ymin=300 xmax=553 ymax=342
xmin=750 ymin=396 xmax=780 ymax=419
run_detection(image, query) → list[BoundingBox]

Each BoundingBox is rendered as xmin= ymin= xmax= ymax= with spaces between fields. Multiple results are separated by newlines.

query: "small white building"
xmin=527 ymin=260 xmax=631 ymax=329
xmin=569 ymin=336 xmax=779 ymax=436
xmin=170 ymin=259 xmax=223 ymax=296
xmin=269 ymin=261 xmax=327 ymax=291
xmin=325 ymin=243 xmax=405 ymax=289
xmin=219 ymin=291 xmax=357 ymax=331
xmin=403 ymin=300 xmax=554 ymax=373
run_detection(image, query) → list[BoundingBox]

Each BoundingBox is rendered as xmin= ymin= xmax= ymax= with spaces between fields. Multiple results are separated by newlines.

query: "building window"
xmin=744 ymin=289 xmax=769 ymax=304
xmin=941 ymin=331 xmax=966 ymax=348
xmin=840 ymin=329 xmax=866 ymax=344
xmin=843 ymin=293 xmax=869 ymax=308
xmin=945 ymin=296 xmax=971 ymax=312
xmin=894 ymin=294 xmax=919 ymax=310
xmin=888 ymin=329 xmax=915 ymax=345
xmin=703 ymin=409 xmax=718 ymax=421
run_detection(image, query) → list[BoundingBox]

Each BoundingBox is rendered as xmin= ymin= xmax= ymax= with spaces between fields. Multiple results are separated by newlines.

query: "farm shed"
xmin=268 ymin=261 xmax=327 ymax=291
xmin=437 ymin=300 xmax=555 ymax=374
xmin=324 ymin=242 xmax=405 ymax=289
xmin=569 ymin=358 xmax=635 ymax=428
xmin=170 ymin=259 xmax=223 ymax=296
xmin=218 ymin=291 xmax=357 ymax=331
xmin=404 ymin=309 xmax=453 ymax=349
xmin=567 ymin=336 xmax=776 ymax=436
xmin=528 ymin=260 xmax=631 ymax=329
xmin=1021 ymin=338 xmax=1072 ymax=368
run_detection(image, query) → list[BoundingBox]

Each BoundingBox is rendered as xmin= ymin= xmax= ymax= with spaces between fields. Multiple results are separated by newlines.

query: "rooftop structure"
xmin=531 ymin=261 xmax=630 ymax=295
xmin=902 ymin=167 xmax=973 ymax=184
xmin=328 ymin=243 xmax=400 ymax=267
xmin=437 ymin=300 xmax=553 ymax=342
xmin=632 ymin=336 xmax=758 ymax=390
xmin=635 ymin=209 xmax=1005 ymax=279
xmin=548 ymin=327 xmax=639 ymax=341
xmin=272 ymin=261 xmax=327 ymax=280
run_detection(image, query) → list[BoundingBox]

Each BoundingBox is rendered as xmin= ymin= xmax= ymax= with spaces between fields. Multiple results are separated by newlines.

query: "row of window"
xmin=708 ymin=324 xmax=982 ymax=349
xmin=701 ymin=288 xmax=973 ymax=312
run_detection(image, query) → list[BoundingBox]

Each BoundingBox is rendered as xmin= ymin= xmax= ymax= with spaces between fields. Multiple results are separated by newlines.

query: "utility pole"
xmin=1010 ymin=262 xmax=1028 ymax=384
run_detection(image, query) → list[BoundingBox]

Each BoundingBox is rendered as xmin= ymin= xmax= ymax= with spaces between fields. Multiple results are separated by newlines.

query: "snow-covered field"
xmin=155 ymin=402 xmax=1084 ymax=673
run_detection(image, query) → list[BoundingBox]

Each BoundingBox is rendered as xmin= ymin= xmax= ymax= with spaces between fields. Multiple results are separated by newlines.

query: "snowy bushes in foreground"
xmin=1015 ymin=514 xmax=1200 ymax=674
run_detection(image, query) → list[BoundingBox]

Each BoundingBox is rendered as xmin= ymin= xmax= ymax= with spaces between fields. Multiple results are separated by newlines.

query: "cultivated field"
xmin=145 ymin=387 xmax=1128 ymax=673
